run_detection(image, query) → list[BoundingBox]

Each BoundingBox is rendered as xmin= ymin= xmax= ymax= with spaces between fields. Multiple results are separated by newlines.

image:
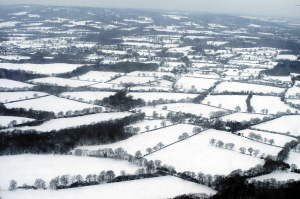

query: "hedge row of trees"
xmin=0 ymin=113 xmax=145 ymax=155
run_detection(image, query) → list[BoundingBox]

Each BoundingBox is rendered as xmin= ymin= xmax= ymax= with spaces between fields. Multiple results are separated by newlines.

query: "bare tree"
xmin=9 ymin=180 xmax=17 ymax=191
xmin=239 ymin=147 xmax=246 ymax=154
xmin=34 ymin=179 xmax=46 ymax=189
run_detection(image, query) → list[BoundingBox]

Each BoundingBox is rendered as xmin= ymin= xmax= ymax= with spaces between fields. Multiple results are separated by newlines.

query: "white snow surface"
xmin=74 ymin=71 xmax=124 ymax=82
xmin=253 ymin=115 xmax=300 ymax=136
xmin=127 ymin=92 xmax=198 ymax=102
xmin=0 ymin=63 xmax=82 ymax=74
xmin=60 ymin=92 xmax=115 ymax=101
xmin=0 ymin=176 xmax=216 ymax=199
xmin=0 ymin=116 xmax=34 ymax=127
xmin=239 ymin=129 xmax=296 ymax=147
xmin=11 ymin=112 xmax=131 ymax=132
xmin=28 ymin=77 xmax=94 ymax=87
xmin=0 ymin=154 xmax=139 ymax=190
xmin=0 ymin=91 xmax=48 ymax=103
xmin=202 ymin=95 xmax=248 ymax=112
xmin=175 ymin=77 xmax=218 ymax=91
xmin=76 ymin=124 xmax=195 ymax=155
xmin=251 ymin=96 xmax=298 ymax=114
xmin=5 ymin=95 xmax=100 ymax=114
xmin=221 ymin=113 xmax=268 ymax=122
xmin=167 ymin=103 xmax=225 ymax=118
xmin=0 ymin=79 xmax=34 ymax=89
xmin=251 ymin=171 xmax=300 ymax=182
xmin=146 ymin=129 xmax=280 ymax=175
xmin=213 ymin=82 xmax=285 ymax=94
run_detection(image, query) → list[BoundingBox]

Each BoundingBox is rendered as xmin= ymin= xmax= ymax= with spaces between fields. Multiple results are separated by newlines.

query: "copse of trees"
xmin=0 ymin=104 xmax=55 ymax=120
xmin=0 ymin=113 xmax=145 ymax=155
xmin=57 ymin=62 xmax=159 ymax=79
xmin=0 ymin=68 xmax=48 ymax=82
xmin=101 ymin=91 xmax=145 ymax=111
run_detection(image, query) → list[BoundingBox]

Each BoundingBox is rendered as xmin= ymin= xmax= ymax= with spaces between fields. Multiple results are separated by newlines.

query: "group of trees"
xmin=209 ymin=138 xmax=235 ymax=150
xmin=248 ymin=132 xmax=275 ymax=145
xmin=0 ymin=113 xmax=145 ymax=155
xmin=239 ymin=147 xmax=261 ymax=157
xmin=146 ymin=142 xmax=165 ymax=154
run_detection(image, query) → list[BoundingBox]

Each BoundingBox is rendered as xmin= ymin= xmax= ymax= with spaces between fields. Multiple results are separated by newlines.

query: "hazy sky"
xmin=1 ymin=0 xmax=300 ymax=18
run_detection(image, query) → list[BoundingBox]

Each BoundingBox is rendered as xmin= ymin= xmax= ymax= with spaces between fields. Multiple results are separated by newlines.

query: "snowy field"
xmin=213 ymin=82 xmax=285 ymax=94
xmin=129 ymin=86 xmax=171 ymax=92
xmin=89 ymin=83 xmax=124 ymax=90
xmin=175 ymin=77 xmax=218 ymax=91
xmin=0 ymin=176 xmax=216 ymax=199
xmin=220 ymin=113 xmax=268 ymax=122
xmin=0 ymin=91 xmax=48 ymax=103
xmin=110 ymin=76 xmax=155 ymax=84
xmin=253 ymin=115 xmax=300 ymax=136
xmin=127 ymin=71 xmax=175 ymax=77
xmin=250 ymin=171 xmax=300 ymax=182
xmin=11 ymin=112 xmax=131 ymax=132
xmin=202 ymin=95 xmax=248 ymax=112
xmin=285 ymin=86 xmax=300 ymax=98
xmin=251 ymin=96 xmax=297 ymax=114
xmin=127 ymin=92 xmax=198 ymax=102
xmin=76 ymin=124 xmax=195 ymax=154
xmin=131 ymin=106 xmax=170 ymax=118
xmin=182 ymin=73 xmax=220 ymax=79
xmin=264 ymin=76 xmax=292 ymax=83
xmin=286 ymin=152 xmax=300 ymax=168
xmin=126 ymin=119 xmax=172 ymax=133
xmin=146 ymin=129 xmax=281 ymax=175
xmin=239 ymin=129 xmax=296 ymax=147
xmin=5 ymin=95 xmax=100 ymax=114
xmin=0 ymin=79 xmax=34 ymax=89
xmin=167 ymin=103 xmax=225 ymax=118
xmin=0 ymin=116 xmax=35 ymax=127
xmin=28 ymin=77 xmax=94 ymax=87
xmin=0 ymin=63 xmax=82 ymax=74
xmin=0 ymin=154 xmax=139 ymax=190
xmin=73 ymin=71 xmax=124 ymax=82
xmin=60 ymin=92 xmax=115 ymax=102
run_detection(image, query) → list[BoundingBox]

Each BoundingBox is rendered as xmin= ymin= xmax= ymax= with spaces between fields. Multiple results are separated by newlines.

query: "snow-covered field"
xmin=239 ymin=129 xmax=296 ymax=147
xmin=5 ymin=95 xmax=100 ymax=114
xmin=0 ymin=91 xmax=48 ymax=103
xmin=0 ymin=63 xmax=82 ymax=74
xmin=167 ymin=103 xmax=225 ymax=117
xmin=250 ymin=171 xmax=300 ymax=182
xmin=146 ymin=129 xmax=280 ymax=175
xmin=220 ymin=113 xmax=268 ymax=122
xmin=202 ymin=95 xmax=248 ymax=112
xmin=213 ymin=82 xmax=285 ymax=94
xmin=127 ymin=92 xmax=198 ymax=102
xmin=89 ymin=83 xmax=124 ymax=90
xmin=73 ymin=71 xmax=124 ymax=82
xmin=110 ymin=76 xmax=155 ymax=84
xmin=60 ymin=92 xmax=115 ymax=102
xmin=76 ymin=124 xmax=195 ymax=154
xmin=251 ymin=96 xmax=297 ymax=114
xmin=0 ymin=116 xmax=35 ymax=127
xmin=28 ymin=77 xmax=94 ymax=87
xmin=0 ymin=176 xmax=216 ymax=199
xmin=127 ymin=71 xmax=175 ymax=77
xmin=129 ymin=86 xmax=171 ymax=92
xmin=264 ymin=76 xmax=292 ymax=83
xmin=175 ymin=77 xmax=218 ymax=91
xmin=285 ymin=86 xmax=300 ymax=98
xmin=0 ymin=154 xmax=139 ymax=190
xmin=11 ymin=112 xmax=131 ymax=132
xmin=0 ymin=79 xmax=34 ymax=89
xmin=286 ymin=152 xmax=300 ymax=167
xmin=126 ymin=119 xmax=172 ymax=133
xmin=132 ymin=106 xmax=170 ymax=118
xmin=253 ymin=115 xmax=300 ymax=136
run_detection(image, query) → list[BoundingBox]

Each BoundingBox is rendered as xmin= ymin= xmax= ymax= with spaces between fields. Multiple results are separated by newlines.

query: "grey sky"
xmin=1 ymin=0 xmax=300 ymax=18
